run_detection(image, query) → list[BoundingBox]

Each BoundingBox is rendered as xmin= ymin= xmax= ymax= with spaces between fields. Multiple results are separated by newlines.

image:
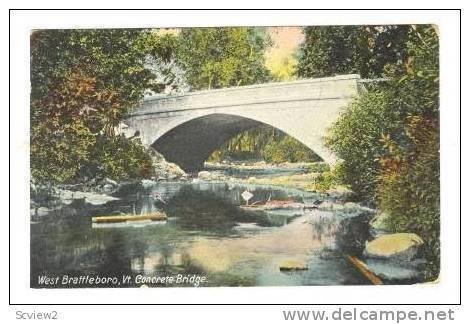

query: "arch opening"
xmin=152 ymin=113 xmax=324 ymax=172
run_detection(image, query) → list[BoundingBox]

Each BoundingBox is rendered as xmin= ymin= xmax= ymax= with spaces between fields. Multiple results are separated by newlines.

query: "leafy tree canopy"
xmin=176 ymin=27 xmax=272 ymax=90
xmin=297 ymin=25 xmax=410 ymax=79
xmin=30 ymin=29 xmax=175 ymax=183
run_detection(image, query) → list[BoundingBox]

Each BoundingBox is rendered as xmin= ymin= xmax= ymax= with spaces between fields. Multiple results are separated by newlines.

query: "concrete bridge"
xmin=124 ymin=74 xmax=361 ymax=172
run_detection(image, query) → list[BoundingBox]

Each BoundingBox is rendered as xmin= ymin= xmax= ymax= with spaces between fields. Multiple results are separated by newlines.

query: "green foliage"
xmin=378 ymin=26 xmax=440 ymax=280
xmin=177 ymin=27 xmax=272 ymax=90
xmin=31 ymin=29 xmax=169 ymax=107
xmin=307 ymin=162 xmax=330 ymax=173
xmin=385 ymin=26 xmax=439 ymax=118
xmin=297 ymin=25 xmax=410 ymax=78
xmin=30 ymin=29 xmax=176 ymax=184
xmin=379 ymin=117 xmax=440 ymax=279
xmin=309 ymin=166 xmax=342 ymax=192
xmin=81 ymin=135 xmax=154 ymax=181
xmin=326 ymin=90 xmax=402 ymax=202
xmin=209 ymin=125 xmax=284 ymax=162
xmin=262 ymin=136 xmax=321 ymax=164
xmin=209 ymin=125 xmax=321 ymax=164
xmin=31 ymin=117 xmax=95 ymax=183
xmin=318 ymin=25 xmax=439 ymax=280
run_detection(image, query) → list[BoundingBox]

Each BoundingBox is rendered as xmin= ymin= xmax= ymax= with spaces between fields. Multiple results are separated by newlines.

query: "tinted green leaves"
xmin=30 ymin=29 xmax=174 ymax=184
xmin=315 ymin=25 xmax=440 ymax=280
xmin=297 ymin=25 xmax=410 ymax=79
xmin=177 ymin=27 xmax=271 ymax=90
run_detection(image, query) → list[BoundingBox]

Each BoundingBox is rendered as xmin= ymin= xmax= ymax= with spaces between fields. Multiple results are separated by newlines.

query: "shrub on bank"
xmin=79 ymin=134 xmax=154 ymax=182
xmin=379 ymin=116 xmax=440 ymax=280
xmin=262 ymin=136 xmax=321 ymax=164
xmin=321 ymin=26 xmax=440 ymax=280
xmin=326 ymin=90 xmax=402 ymax=203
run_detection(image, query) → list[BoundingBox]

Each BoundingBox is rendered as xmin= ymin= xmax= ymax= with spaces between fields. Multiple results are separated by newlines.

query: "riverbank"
xmin=202 ymin=161 xmax=351 ymax=197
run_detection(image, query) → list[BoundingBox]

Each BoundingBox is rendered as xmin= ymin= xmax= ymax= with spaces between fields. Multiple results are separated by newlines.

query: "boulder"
xmin=344 ymin=202 xmax=362 ymax=210
xmin=102 ymin=184 xmax=114 ymax=192
xmin=364 ymin=258 xmax=425 ymax=282
xmin=32 ymin=206 xmax=52 ymax=217
xmin=279 ymin=260 xmax=309 ymax=271
xmin=101 ymin=178 xmax=118 ymax=187
xmin=318 ymin=201 xmax=335 ymax=210
xmin=197 ymin=171 xmax=212 ymax=180
xmin=318 ymin=201 xmax=345 ymax=211
xmin=141 ymin=179 xmax=157 ymax=188
xmin=151 ymin=150 xmax=187 ymax=180
xmin=364 ymin=233 xmax=424 ymax=261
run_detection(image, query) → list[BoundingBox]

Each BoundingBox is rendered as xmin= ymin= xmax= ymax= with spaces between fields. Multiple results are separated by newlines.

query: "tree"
xmin=320 ymin=25 xmax=439 ymax=280
xmin=297 ymin=25 xmax=410 ymax=79
xmin=30 ymin=29 xmax=176 ymax=183
xmin=176 ymin=27 xmax=272 ymax=90
xmin=378 ymin=25 xmax=440 ymax=279
xmin=326 ymin=89 xmax=403 ymax=203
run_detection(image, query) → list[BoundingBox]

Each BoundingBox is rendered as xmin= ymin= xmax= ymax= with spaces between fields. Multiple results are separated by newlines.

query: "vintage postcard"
xmin=29 ymin=24 xmax=441 ymax=289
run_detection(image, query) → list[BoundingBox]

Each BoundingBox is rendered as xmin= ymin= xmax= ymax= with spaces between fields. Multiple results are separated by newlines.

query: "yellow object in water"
xmin=365 ymin=233 xmax=424 ymax=257
xmin=279 ymin=260 xmax=308 ymax=271
xmin=92 ymin=212 xmax=167 ymax=223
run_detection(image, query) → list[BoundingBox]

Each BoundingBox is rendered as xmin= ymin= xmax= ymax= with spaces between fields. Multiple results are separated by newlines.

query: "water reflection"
xmin=31 ymin=181 xmax=369 ymax=288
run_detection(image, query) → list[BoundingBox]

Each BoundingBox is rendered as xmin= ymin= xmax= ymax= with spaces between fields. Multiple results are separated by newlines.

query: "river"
xmin=31 ymin=164 xmax=378 ymax=288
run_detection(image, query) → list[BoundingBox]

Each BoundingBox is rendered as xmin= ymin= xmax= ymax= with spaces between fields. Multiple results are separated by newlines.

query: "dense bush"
xmin=297 ymin=25 xmax=410 ymax=79
xmin=301 ymin=25 xmax=440 ymax=280
xmin=309 ymin=165 xmax=342 ymax=192
xmin=377 ymin=26 xmax=440 ymax=280
xmin=30 ymin=30 xmax=174 ymax=184
xmin=326 ymin=90 xmax=403 ymax=203
xmin=79 ymin=135 xmax=154 ymax=181
xmin=379 ymin=116 xmax=440 ymax=279
xmin=262 ymin=136 xmax=321 ymax=164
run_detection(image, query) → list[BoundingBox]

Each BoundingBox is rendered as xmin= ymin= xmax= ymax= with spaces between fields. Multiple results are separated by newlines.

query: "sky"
xmin=265 ymin=27 xmax=304 ymax=80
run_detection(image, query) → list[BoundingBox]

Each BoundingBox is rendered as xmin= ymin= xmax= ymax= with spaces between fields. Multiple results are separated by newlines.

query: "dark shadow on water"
xmin=164 ymin=187 xmax=284 ymax=233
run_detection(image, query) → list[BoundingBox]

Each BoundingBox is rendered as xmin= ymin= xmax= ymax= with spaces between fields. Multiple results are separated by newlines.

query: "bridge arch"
xmin=151 ymin=113 xmax=327 ymax=172
xmin=124 ymin=74 xmax=361 ymax=172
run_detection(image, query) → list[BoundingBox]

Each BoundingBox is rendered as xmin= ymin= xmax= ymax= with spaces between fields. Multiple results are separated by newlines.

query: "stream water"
xmin=31 ymin=166 xmax=375 ymax=288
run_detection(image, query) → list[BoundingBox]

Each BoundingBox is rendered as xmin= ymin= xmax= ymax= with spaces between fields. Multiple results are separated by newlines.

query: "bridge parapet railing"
xmin=131 ymin=74 xmax=360 ymax=115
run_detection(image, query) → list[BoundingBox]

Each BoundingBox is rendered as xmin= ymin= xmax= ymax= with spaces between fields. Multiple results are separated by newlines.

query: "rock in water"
xmin=151 ymin=150 xmax=187 ymax=180
xmin=141 ymin=179 xmax=156 ymax=188
xmin=102 ymin=178 xmax=118 ymax=187
xmin=197 ymin=171 xmax=212 ymax=180
xmin=102 ymin=184 xmax=114 ymax=192
xmin=364 ymin=233 xmax=424 ymax=261
xmin=279 ymin=260 xmax=309 ymax=271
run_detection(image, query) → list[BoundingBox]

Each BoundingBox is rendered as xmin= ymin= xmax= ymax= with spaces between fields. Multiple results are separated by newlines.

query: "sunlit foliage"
xmin=176 ymin=27 xmax=272 ymax=90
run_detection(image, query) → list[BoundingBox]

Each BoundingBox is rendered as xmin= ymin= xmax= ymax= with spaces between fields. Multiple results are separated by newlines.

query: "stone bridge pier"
xmin=124 ymin=74 xmax=360 ymax=172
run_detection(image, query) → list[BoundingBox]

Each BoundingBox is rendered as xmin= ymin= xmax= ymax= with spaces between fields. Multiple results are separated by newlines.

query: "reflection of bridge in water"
xmin=125 ymin=75 xmax=361 ymax=172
